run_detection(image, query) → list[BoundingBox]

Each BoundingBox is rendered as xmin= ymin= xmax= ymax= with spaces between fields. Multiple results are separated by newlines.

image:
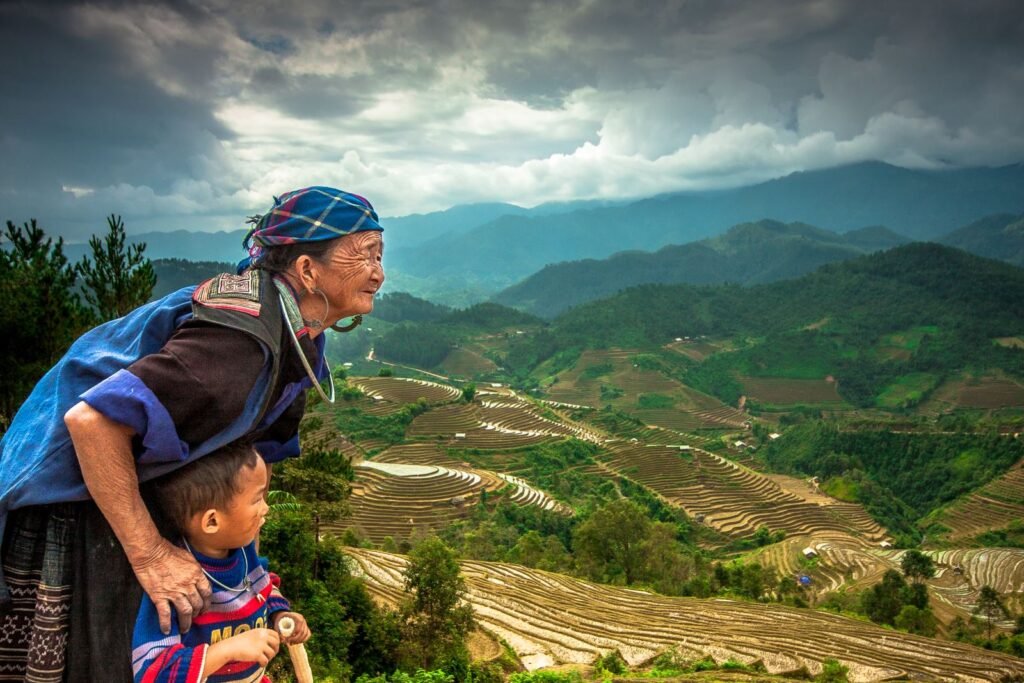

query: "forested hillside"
xmin=940 ymin=213 xmax=1024 ymax=268
xmin=502 ymin=243 xmax=1024 ymax=407
xmin=759 ymin=423 xmax=1024 ymax=540
xmin=494 ymin=220 xmax=909 ymax=318
xmin=374 ymin=303 xmax=542 ymax=369
xmin=150 ymin=258 xmax=235 ymax=299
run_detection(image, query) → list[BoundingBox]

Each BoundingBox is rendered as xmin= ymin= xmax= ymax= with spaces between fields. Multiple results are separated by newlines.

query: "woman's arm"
xmin=65 ymin=401 xmax=211 ymax=635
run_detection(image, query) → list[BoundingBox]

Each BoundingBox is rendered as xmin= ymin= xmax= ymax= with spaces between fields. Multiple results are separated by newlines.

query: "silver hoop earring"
xmin=330 ymin=315 xmax=363 ymax=333
xmin=303 ymin=288 xmax=330 ymax=330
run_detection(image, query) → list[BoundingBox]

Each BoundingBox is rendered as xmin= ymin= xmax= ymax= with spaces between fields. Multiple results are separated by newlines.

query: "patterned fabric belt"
xmin=0 ymin=504 xmax=77 ymax=683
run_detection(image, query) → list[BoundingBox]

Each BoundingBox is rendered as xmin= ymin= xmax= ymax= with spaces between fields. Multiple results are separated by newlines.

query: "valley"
xmin=299 ymin=359 xmax=1024 ymax=679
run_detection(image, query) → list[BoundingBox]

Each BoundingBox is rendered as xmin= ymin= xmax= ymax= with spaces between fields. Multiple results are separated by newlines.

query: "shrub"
xmin=596 ymin=650 xmax=627 ymax=675
xmin=815 ymin=658 xmax=850 ymax=683
xmin=509 ymin=671 xmax=583 ymax=683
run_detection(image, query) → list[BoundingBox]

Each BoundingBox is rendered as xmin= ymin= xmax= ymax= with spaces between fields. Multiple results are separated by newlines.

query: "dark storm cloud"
xmin=1 ymin=0 xmax=1022 ymax=236
xmin=0 ymin=2 xmax=240 ymax=237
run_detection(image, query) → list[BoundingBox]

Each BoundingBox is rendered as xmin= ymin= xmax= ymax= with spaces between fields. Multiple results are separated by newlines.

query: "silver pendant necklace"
xmin=182 ymin=538 xmax=264 ymax=602
xmin=274 ymin=280 xmax=336 ymax=404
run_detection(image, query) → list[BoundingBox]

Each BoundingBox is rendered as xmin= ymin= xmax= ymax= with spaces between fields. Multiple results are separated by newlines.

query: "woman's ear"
xmin=200 ymin=508 xmax=220 ymax=535
xmin=293 ymin=254 xmax=318 ymax=293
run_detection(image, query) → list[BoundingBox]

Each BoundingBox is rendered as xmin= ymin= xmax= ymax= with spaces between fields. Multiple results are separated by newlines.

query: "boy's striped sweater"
xmin=131 ymin=542 xmax=290 ymax=683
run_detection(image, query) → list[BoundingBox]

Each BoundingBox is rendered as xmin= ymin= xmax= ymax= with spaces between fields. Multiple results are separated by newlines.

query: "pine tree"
xmin=0 ymin=219 xmax=91 ymax=420
xmin=77 ymin=214 xmax=156 ymax=321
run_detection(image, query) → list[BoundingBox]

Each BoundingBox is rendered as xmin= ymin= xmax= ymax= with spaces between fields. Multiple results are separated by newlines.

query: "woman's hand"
xmin=133 ymin=538 xmax=212 ymax=635
xmin=65 ymin=401 xmax=211 ymax=634
xmin=272 ymin=611 xmax=311 ymax=644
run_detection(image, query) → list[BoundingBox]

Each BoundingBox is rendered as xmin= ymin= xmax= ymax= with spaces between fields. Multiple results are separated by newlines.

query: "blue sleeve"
xmin=131 ymin=597 xmax=208 ymax=683
xmin=81 ymin=369 xmax=189 ymax=465
xmin=256 ymin=433 xmax=300 ymax=464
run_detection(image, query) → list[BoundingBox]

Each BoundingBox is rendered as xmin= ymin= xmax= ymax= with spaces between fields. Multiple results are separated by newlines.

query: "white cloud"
xmin=2 ymin=0 xmax=1022 ymax=235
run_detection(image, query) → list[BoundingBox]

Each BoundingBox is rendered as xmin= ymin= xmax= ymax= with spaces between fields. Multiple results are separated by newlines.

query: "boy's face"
xmin=215 ymin=456 xmax=270 ymax=550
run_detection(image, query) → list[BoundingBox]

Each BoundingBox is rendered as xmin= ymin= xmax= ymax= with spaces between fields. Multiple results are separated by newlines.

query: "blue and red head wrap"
xmin=238 ymin=186 xmax=383 ymax=273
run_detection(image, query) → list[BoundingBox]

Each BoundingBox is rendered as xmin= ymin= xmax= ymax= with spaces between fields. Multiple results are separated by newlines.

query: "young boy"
xmin=131 ymin=440 xmax=310 ymax=682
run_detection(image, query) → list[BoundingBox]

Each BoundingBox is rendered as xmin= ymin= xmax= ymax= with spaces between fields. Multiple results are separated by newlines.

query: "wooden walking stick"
xmin=277 ymin=616 xmax=314 ymax=683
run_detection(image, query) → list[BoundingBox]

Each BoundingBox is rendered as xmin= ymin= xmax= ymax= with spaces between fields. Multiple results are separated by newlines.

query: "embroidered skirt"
xmin=0 ymin=503 xmax=142 ymax=683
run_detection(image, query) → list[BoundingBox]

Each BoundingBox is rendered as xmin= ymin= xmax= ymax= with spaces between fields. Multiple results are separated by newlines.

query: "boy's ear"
xmin=200 ymin=508 xmax=220 ymax=535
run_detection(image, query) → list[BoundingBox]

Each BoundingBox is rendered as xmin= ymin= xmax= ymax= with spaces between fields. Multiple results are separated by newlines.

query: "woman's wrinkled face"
xmin=315 ymin=231 xmax=385 ymax=319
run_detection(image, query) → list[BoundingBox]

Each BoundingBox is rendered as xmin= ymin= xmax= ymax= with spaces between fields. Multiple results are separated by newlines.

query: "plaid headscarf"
xmin=238 ymin=186 xmax=383 ymax=272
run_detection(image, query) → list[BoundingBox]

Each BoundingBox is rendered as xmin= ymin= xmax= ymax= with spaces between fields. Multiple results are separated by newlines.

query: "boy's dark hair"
xmin=151 ymin=440 xmax=261 ymax=536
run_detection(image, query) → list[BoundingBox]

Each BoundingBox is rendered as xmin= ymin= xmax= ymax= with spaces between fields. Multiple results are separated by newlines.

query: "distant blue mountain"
xmin=939 ymin=213 xmax=1024 ymax=267
xmin=63 ymin=229 xmax=248 ymax=265
xmin=493 ymin=220 xmax=911 ymax=318
xmin=386 ymin=162 xmax=1024 ymax=290
xmin=62 ymin=162 xmax=1024 ymax=305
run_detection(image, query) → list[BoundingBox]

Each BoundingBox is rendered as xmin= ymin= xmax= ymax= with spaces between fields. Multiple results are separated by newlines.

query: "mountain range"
xmin=493 ymin=220 xmax=910 ymax=318
xmin=940 ymin=213 xmax=1024 ymax=268
xmin=385 ymin=162 xmax=1024 ymax=292
xmin=60 ymin=162 xmax=1024 ymax=306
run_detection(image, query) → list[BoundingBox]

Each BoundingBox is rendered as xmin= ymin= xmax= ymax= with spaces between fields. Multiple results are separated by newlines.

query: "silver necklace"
xmin=274 ymin=281 xmax=336 ymax=404
xmin=182 ymin=538 xmax=263 ymax=602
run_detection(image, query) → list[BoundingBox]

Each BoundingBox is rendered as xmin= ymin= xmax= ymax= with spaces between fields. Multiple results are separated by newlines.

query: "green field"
xmin=875 ymin=372 xmax=940 ymax=409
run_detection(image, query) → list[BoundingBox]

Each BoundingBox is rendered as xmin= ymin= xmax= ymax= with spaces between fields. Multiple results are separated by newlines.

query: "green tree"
xmin=273 ymin=447 xmax=352 ymax=578
xmin=0 ymin=219 xmax=92 ymax=419
xmin=973 ymin=585 xmax=1009 ymax=640
xmin=461 ymin=383 xmax=476 ymax=402
xmin=900 ymin=550 xmax=936 ymax=583
xmin=573 ymin=499 xmax=651 ymax=584
xmin=894 ymin=604 xmax=937 ymax=636
xmin=262 ymin=512 xmax=400 ymax=680
xmin=76 ymin=214 xmax=156 ymax=321
xmin=640 ymin=522 xmax=694 ymax=595
xmin=398 ymin=537 xmax=475 ymax=679
xmin=860 ymin=570 xmax=908 ymax=625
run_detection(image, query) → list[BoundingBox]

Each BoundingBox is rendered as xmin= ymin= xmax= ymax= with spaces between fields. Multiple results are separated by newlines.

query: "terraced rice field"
xmin=883 ymin=548 xmax=1024 ymax=630
xmin=664 ymin=339 xmax=728 ymax=362
xmin=299 ymin=412 xmax=365 ymax=456
xmin=408 ymin=403 xmax=482 ymax=437
xmin=404 ymin=394 xmax=603 ymax=448
xmin=337 ymin=461 xmax=505 ymax=542
xmin=545 ymin=349 xmax=748 ymax=431
xmin=350 ymin=376 xmax=462 ymax=405
xmin=440 ymin=347 xmax=498 ymax=377
xmin=917 ymin=548 xmax=1024 ymax=595
xmin=496 ymin=473 xmax=572 ymax=514
xmin=347 ymin=549 xmax=1024 ymax=681
xmin=740 ymin=377 xmax=845 ymax=405
xmin=750 ymin=532 xmax=893 ymax=593
xmin=599 ymin=445 xmax=886 ymax=541
xmin=921 ymin=375 xmax=1024 ymax=415
xmin=631 ymin=409 xmax=703 ymax=431
xmin=956 ymin=378 xmax=1024 ymax=409
xmin=689 ymin=406 xmax=748 ymax=429
xmin=931 ymin=460 xmax=1024 ymax=541
xmin=373 ymin=442 xmax=465 ymax=467
xmin=339 ymin=456 xmax=574 ymax=542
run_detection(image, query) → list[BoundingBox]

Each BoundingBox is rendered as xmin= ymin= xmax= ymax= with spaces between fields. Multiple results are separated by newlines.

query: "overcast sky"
xmin=2 ymin=0 xmax=1023 ymax=240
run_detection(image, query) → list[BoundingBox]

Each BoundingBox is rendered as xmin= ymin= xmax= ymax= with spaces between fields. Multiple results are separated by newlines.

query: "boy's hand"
xmin=228 ymin=628 xmax=281 ymax=666
xmin=273 ymin=611 xmax=311 ymax=644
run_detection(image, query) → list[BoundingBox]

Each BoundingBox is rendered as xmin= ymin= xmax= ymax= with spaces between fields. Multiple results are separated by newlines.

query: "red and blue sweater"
xmin=131 ymin=542 xmax=290 ymax=683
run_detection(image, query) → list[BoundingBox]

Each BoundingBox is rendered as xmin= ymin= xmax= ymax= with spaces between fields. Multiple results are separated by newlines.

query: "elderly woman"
xmin=0 ymin=186 xmax=384 ymax=681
